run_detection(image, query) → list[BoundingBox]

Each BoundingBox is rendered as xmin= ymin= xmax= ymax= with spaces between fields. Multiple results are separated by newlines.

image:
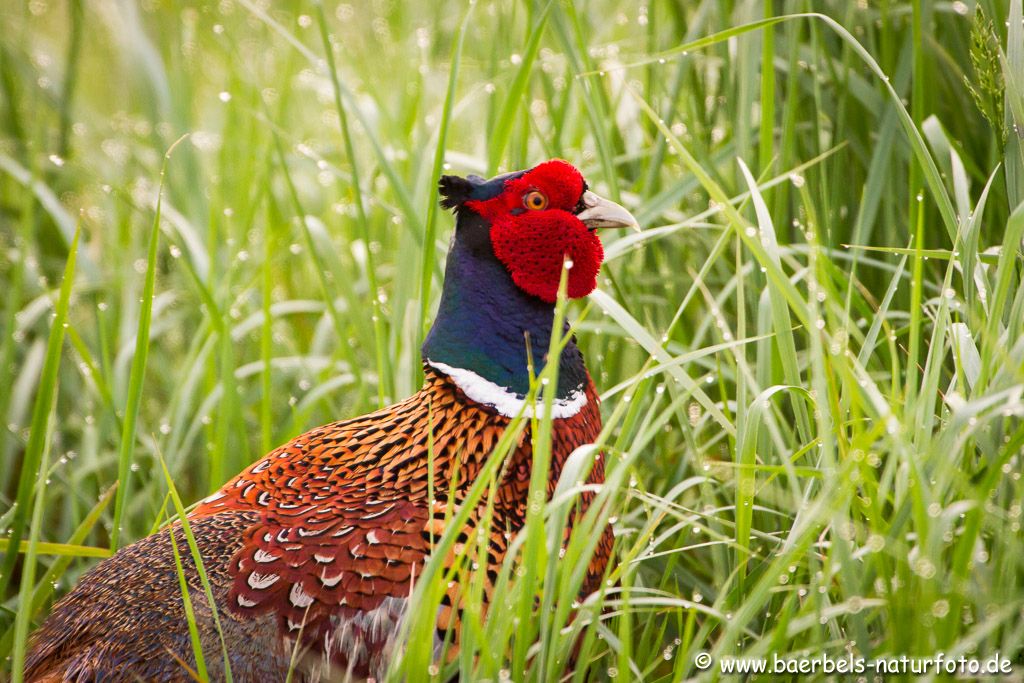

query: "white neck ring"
xmin=427 ymin=360 xmax=587 ymax=419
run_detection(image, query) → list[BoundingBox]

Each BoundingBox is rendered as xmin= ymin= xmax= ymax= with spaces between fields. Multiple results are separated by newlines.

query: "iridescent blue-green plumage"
xmin=422 ymin=207 xmax=587 ymax=400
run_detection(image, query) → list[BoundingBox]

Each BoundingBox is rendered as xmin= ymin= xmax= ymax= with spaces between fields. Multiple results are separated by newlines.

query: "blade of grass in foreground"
xmin=8 ymin=224 xmax=80 ymax=682
xmin=0 ymin=148 xmax=40 ymax=597
xmin=110 ymin=137 xmax=187 ymax=550
xmin=158 ymin=454 xmax=232 ymax=682
xmin=166 ymin=508 xmax=208 ymax=682
xmin=0 ymin=484 xmax=116 ymax=660
xmin=388 ymin=405 xmax=530 ymax=679
xmin=0 ymin=541 xmax=111 ymax=559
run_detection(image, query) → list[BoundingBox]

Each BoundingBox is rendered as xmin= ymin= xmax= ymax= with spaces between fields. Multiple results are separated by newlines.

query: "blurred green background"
xmin=2 ymin=0 xmax=1023 ymax=679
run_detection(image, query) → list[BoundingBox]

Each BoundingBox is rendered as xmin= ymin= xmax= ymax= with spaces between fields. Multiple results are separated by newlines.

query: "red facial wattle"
xmin=465 ymin=159 xmax=605 ymax=304
xmin=489 ymin=212 xmax=603 ymax=303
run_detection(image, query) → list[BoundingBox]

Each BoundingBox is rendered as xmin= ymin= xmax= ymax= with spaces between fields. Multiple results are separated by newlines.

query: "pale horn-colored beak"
xmin=576 ymin=191 xmax=640 ymax=232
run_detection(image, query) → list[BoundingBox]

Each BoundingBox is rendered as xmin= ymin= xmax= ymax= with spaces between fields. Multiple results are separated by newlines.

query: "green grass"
xmin=2 ymin=0 xmax=1024 ymax=680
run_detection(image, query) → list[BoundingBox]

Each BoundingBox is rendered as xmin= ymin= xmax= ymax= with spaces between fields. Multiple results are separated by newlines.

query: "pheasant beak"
xmin=577 ymin=191 xmax=640 ymax=232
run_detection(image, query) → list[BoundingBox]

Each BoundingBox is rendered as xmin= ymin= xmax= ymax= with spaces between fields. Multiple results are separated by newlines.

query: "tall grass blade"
xmin=7 ymin=225 xmax=80 ymax=681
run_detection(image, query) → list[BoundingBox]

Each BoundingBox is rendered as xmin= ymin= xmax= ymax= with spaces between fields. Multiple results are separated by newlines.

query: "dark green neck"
xmin=421 ymin=212 xmax=586 ymax=399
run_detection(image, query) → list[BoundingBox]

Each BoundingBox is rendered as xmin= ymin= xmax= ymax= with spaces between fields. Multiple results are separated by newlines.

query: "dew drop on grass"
xmin=218 ymin=91 xmax=231 ymax=102
xmin=913 ymin=557 xmax=936 ymax=578
xmin=48 ymin=154 xmax=65 ymax=167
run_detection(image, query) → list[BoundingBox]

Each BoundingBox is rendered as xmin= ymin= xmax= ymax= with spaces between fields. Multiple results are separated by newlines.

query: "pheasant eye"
xmin=523 ymin=190 xmax=548 ymax=210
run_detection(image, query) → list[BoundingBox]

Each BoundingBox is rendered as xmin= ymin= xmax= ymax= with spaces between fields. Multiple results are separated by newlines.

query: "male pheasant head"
xmin=438 ymin=159 xmax=638 ymax=303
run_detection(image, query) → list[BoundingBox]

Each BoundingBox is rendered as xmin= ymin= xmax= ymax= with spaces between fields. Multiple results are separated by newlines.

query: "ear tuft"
xmin=438 ymin=175 xmax=474 ymax=211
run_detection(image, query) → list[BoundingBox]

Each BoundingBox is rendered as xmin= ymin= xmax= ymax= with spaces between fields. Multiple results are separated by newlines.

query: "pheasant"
xmin=25 ymin=159 xmax=638 ymax=682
